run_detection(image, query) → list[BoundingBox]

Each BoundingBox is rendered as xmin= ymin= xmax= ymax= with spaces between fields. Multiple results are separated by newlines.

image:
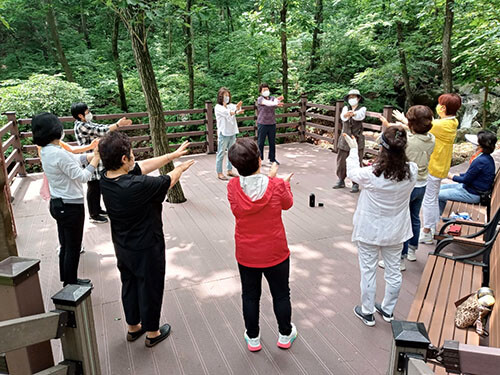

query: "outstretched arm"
xmin=138 ymin=141 xmax=190 ymax=175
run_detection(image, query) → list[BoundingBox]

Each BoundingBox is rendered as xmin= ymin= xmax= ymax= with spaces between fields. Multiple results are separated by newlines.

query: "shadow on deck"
xmin=11 ymin=142 xmax=432 ymax=375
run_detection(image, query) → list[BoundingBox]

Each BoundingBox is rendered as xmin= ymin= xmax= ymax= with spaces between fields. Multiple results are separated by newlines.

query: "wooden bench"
xmin=408 ymin=222 xmax=500 ymax=373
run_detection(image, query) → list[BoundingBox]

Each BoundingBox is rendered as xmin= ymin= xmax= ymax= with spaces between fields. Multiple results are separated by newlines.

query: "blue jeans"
xmin=438 ymin=183 xmax=480 ymax=215
xmin=402 ymin=186 xmax=426 ymax=256
xmin=216 ymin=134 xmax=236 ymax=173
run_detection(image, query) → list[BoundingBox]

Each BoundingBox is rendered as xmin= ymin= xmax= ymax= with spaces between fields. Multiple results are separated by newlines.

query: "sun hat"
xmin=344 ymin=89 xmax=364 ymax=103
xmin=465 ymin=134 xmax=478 ymax=146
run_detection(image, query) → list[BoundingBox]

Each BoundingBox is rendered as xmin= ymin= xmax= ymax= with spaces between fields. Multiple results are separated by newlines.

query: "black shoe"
xmin=350 ymin=183 xmax=360 ymax=193
xmin=90 ymin=214 xmax=108 ymax=224
xmin=76 ymin=278 xmax=93 ymax=288
xmin=99 ymin=210 xmax=108 ymax=218
xmin=127 ymin=327 xmax=146 ymax=342
xmin=375 ymin=303 xmax=394 ymax=322
xmin=270 ymin=159 xmax=280 ymax=165
xmin=145 ymin=323 xmax=172 ymax=347
xmin=333 ymin=180 xmax=345 ymax=189
xmin=353 ymin=305 xmax=375 ymax=327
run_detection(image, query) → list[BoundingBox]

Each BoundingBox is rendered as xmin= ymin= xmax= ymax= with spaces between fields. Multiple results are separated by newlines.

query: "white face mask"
xmin=85 ymin=112 xmax=93 ymax=122
xmin=60 ymin=129 xmax=65 ymax=141
xmin=262 ymin=90 xmax=270 ymax=97
xmin=224 ymin=96 xmax=230 ymax=104
xmin=348 ymin=98 xmax=358 ymax=107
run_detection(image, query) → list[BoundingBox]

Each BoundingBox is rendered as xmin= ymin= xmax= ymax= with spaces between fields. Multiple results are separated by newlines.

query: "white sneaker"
xmin=378 ymin=260 xmax=406 ymax=271
xmin=244 ymin=331 xmax=261 ymax=352
xmin=277 ymin=323 xmax=297 ymax=349
xmin=407 ymin=249 xmax=417 ymax=262
xmin=418 ymin=228 xmax=434 ymax=244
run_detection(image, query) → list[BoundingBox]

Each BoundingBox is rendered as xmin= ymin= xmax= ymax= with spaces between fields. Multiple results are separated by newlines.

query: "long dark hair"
xmin=373 ymin=126 xmax=411 ymax=182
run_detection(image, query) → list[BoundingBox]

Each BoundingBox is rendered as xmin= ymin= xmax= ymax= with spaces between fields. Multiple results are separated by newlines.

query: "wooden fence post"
xmin=254 ymin=102 xmax=258 ymax=140
xmin=334 ymin=100 xmax=344 ymax=152
xmin=4 ymin=112 xmax=27 ymax=176
xmin=205 ymin=101 xmax=215 ymax=154
xmin=52 ymin=284 xmax=101 ymax=375
xmin=0 ymin=151 xmax=17 ymax=261
xmin=299 ymin=94 xmax=307 ymax=142
xmin=0 ymin=257 xmax=54 ymax=374
xmin=383 ymin=105 xmax=394 ymax=123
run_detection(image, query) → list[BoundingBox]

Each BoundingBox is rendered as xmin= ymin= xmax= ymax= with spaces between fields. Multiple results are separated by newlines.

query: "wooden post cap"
xmin=52 ymin=285 xmax=92 ymax=307
xmin=391 ymin=320 xmax=430 ymax=349
xmin=0 ymin=256 xmax=40 ymax=286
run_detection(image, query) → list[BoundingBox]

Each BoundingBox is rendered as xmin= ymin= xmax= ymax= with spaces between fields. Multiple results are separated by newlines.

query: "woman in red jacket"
xmin=227 ymin=138 xmax=296 ymax=352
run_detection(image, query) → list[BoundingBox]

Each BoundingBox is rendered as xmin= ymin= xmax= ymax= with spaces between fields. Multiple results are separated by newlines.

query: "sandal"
xmin=217 ymin=174 xmax=228 ymax=180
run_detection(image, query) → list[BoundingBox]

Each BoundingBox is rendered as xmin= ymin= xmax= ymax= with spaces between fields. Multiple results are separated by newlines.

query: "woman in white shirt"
xmin=345 ymin=126 xmax=417 ymax=327
xmin=214 ymin=87 xmax=244 ymax=180
xmin=33 ymin=113 xmax=100 ymax=287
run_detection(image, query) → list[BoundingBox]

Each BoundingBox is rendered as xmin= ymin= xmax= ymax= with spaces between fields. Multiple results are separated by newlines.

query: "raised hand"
xmin=379 ymin=116 xmax=389 ymax=127
xmin=89 ymin=138 xmax=100 ymax=149
xmin=277 ymin=95 xmax=284 ymax=101
xmin=343 ymin=133 xmax=358 ymax=149
xmin=117 ymin=117 xmax=133 ymax=127
xmin=269 ymin=162 xmax=279 ymax=178
xmin=179 ymin=159 xmax=195 ymax=172
xmin=284 ymin=173 xmax=294 ymax=182
xmin=236 ymin=101 xmax=243 ymax=109
xmin=392 ymin=110 xmax=408 ymax=125
xmin=174 ymin=141 xmax=190 ymax=158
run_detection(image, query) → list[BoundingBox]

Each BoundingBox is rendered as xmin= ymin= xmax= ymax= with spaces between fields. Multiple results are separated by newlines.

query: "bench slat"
xmin=465 ymin=266 xmax=483 ymax=347
xmin=419 ymin=257 xmax=447 ymax=329
xmin=408 ymin=255 xmax=438 ymax=321
xmin=454 ymin=264 xmax=474 ymax=344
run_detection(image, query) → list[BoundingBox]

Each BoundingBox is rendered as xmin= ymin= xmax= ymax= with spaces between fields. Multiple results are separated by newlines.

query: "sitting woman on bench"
xmin=345 ymin=127 xmax=417 ymax=326
xmin=439 ymin=130 xmax=497 ymax=215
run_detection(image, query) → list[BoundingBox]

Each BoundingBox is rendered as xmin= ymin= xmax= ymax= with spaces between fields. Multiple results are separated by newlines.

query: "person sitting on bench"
xmin=439 ymin=130 xmax=497 ymax=215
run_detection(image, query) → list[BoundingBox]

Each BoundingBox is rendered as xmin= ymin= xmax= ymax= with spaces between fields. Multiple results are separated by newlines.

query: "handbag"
xmin=455 ymin=288 xmax=495 ymax=337
xmin=479 ymin=190 xmax=492 ymax=206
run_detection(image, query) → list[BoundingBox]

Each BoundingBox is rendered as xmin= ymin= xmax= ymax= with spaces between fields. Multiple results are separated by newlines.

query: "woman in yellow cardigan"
xmin=419 ymin=93 xmax=462 ymax=243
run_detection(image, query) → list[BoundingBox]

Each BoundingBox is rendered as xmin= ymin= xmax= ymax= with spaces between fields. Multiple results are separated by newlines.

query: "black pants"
xmin=117 ymin=242 xmax=166 ymax=332
xmin=238 ymin=257 xmax=292 ymax=338
xmin=87 ymin=179 xmax=103 ymax=218
xmin=257 ymin=123 xmax=277 ymax=162
xmin=49 ymin=200 xmax=84 ymax=285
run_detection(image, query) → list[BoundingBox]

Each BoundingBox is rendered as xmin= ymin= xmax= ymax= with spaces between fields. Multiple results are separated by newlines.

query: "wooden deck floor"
xmin=11 ymin=142 xmax=434 ymax=375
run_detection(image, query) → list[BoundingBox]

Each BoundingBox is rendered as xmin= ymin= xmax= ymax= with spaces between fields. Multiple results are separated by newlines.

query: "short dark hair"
xmin=258 ymin=83 xmax=269 ymax=94
xmin=99 ymin=131 xmax=132 ymax=171
xmin=406 ymin=105 xmax=433 ymax=134
xmin=438 ymin=93 xmax=462 ymax=116
xmin=217 ymin=87 xmax=231 ymax=105
xmin=373 ymin=126 xmax=411 ymax=182
xmin=478 ymin=130 xmax=497 ymax=154
xmin=32 ymin=113 xmax=63 ymax=147
xmin=228 ymin=138 xmax=260 ymax=176
xmin=71 ymin=102 xmax=88 ymax=120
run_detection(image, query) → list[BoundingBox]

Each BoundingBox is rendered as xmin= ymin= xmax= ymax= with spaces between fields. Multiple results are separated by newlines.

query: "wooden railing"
xmin=1 ymin=99 xmax=393 ymax=184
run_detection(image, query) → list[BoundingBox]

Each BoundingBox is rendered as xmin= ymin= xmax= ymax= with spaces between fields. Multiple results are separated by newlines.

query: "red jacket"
xmin=227 ymin=176 xmax=293 ymax=268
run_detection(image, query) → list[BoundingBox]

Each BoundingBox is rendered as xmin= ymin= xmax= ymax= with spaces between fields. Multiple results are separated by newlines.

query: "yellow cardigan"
xmin=428 ymin=117 xmax=459 ymax=178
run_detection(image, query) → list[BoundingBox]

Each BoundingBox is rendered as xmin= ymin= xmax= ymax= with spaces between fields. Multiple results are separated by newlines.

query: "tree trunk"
xmin=257 ymin=61 xmax=261 ymax=85
xmin=80 ymin=0 xmax=92 ymax=49
xmin=309 ymin=0 xmax=323 ymax=71
xmin=184 ymin=0 xmax=195 ymax=109
xmin=483 ymin=80 xmax=489 ymax=128
xmin=226 ymin=5 xmax=234 ymax=32
xmin=0 ymin=163 xmax=17 ymax=262
xmin=396 ymin=21 xmax=413 ymax=109
xmin=442 ymin=0 xmax=454 ymax=93
xmin=112 ymin=15 xmax=128 ymax=112
xmin=205 ymin=20 xmax=210 ymax=69
xmin=280 ymin=0 xmax=289 ymax=103
xmin=168 ymin=20 xmax=172 ymax=58
xmin=45 ymin=0 xmax=74 ymax=82
xmin=126 ymin=12 xmax=186 ymax=203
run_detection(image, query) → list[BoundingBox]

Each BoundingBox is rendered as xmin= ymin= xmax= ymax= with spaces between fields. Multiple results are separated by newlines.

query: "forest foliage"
xmin=0 ymin=0 xmax=499 ymax=128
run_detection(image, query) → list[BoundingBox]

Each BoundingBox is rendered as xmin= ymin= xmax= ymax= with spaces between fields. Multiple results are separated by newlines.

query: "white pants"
xmin=357 ymin=241 xmax=403 ymax=315
xmin=422 ymin=175 xmax=442 ymax=230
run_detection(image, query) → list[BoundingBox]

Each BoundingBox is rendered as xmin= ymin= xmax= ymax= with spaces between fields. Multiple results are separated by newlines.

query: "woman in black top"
xmin=99 ymin=131 xmax=194 ymax=347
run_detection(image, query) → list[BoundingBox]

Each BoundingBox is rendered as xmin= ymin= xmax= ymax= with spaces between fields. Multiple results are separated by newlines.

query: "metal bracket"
xmin=397 ymin=352 xmax=425 ymax=372
xmin=51 ymin=309 xmax=69 ymax=338
xmin=66 ymin=310 xmax=77 ymax=328
xmin=59 ymin=360 xmax=83 ymax=375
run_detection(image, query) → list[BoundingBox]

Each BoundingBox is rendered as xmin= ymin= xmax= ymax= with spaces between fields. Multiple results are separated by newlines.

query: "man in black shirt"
xmin=99 ymin=131 xmax=194 ymax=347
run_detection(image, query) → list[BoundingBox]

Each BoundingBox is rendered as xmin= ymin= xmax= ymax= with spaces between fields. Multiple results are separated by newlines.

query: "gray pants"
xmin=357 ymin=241 xmax=403 ymax=315
xmin=336 ymin=148 xmax=364 ymax=181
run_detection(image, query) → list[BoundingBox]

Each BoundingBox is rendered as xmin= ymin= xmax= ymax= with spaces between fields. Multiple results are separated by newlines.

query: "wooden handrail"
xmin=0 ymin=121 xmax=13 ymax=138
xmin=306 ymin=102 xmax=337 ymax=111
xmin=2 ymin=135 xmax=16 ymax=150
